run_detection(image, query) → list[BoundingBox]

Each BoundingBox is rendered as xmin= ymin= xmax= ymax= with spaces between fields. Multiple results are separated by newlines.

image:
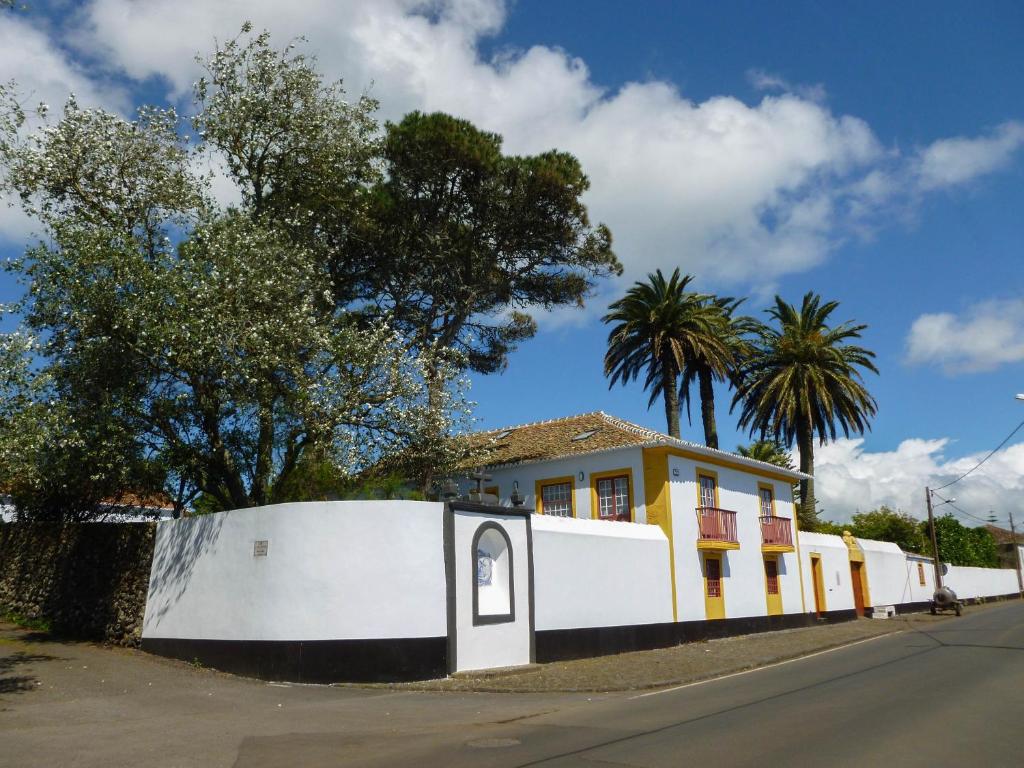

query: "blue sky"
xmin=1 ymin=1 xmax=1022 ymax=521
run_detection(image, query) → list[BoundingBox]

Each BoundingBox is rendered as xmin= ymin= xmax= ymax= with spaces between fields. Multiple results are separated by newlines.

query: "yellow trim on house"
xmin=761 ymin=543 xmax=795 ymax=553
xmin=694 ymin=467 xmax=721 ymax=508
xmin=697 ymin=540 xmax=741 ymax=551
xmin=534 ymin=475 xmax=576 ymax=517
xmin=663 ymin=447 xmax=801 ymax=485
xmin=841 ymin=531 xmax=872 ymax=608
xmin=589 ymin=467 xmax=635 ymax=521
xmin=484 ymin=485 xmax=499 ymax=497
xmin=763 ymin=554 xmax=783 ymax=616
xmin=642 ymin=448 xmax=678 ymax=621
xmin=703 ymin=552 xmax=726 ymax=620
xmin=809 ymin=553 xmax=827 ymax=614
xmin=793 ymin=499 xmax=808 ymax=614
xmin=757 ymin=482 xmax=777 ymax=516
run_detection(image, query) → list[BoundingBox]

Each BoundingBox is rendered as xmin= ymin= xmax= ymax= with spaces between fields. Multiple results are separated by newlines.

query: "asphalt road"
xmin=3 ymin=601 xmax=1022 ymax=767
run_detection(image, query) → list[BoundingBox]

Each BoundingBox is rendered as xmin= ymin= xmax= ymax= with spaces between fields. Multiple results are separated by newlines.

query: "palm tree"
xmin=679 ymin=296 xmax=753 ymax=449
xmin=735 ymin=439 xmax=795 ymax=471
xmin=732 ymin=292 xmax=878 ymax=527
xmin=603 ymin=269 xmax=729 ymax=439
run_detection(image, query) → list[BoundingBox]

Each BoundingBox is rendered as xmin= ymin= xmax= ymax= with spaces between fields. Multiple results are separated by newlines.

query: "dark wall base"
xmin=536 ymin=609 xmax=857 ymax=664
xmin=141 ymin=636 xmax=447 ymax=684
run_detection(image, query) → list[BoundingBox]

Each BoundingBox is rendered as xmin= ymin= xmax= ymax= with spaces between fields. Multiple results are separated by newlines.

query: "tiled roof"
xmin=466 ymin=411 xmax=809 ymax=480
xmin=985 ymin=524 xmax=1024 ymax=545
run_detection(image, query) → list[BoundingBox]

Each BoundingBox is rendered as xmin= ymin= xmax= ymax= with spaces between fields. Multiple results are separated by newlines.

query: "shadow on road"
xmin=0 ymin=650 xmax=59 ymax=696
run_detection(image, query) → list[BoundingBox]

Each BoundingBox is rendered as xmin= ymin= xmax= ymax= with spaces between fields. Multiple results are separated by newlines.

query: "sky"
xmin=0 ymin=0 xmax=1022 ymax=524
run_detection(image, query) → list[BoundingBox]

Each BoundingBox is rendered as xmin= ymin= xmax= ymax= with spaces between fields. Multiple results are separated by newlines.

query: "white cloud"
xmin=906 ymin=299 xmax=1024 ymax=373
xmin=811 ymin=437 xmax=1024 ymax=524
xmin=915 ymin=121 xmax=1024 ymax=192
xmin=747 ymin=68 xmax=827 ymax=103
xmin=0 ymin=0 xmax=1019 ymax=295
xmin=0 ymin=14 xmax=129 ymax=245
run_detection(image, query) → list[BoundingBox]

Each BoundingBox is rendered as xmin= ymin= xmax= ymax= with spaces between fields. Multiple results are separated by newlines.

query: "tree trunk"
xmin=796 ymin=420 xmax=816 ymax=529
xmin=661 ymin=357 xmax=680 ymax=438
xmin=697 ymin=367 xmax=718 ymax=449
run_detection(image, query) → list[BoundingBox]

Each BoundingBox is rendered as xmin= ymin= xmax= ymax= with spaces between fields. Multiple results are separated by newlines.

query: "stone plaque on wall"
xmin=253 ymin=540 xmax=269 ymax=557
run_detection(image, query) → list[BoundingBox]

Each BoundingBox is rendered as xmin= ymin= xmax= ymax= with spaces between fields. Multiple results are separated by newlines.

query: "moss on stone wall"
xmin=0 ymin=522 xmax=156 ymax=647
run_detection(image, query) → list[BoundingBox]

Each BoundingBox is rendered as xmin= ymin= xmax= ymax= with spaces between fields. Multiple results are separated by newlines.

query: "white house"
xmin=464 ymin=411 xmax=813 ymax=630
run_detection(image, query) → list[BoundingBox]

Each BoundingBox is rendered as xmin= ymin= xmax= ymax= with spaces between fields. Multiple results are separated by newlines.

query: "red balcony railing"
xmin=696 ymin=507 xmax=738 ymax=544
xmin=760 ymin=515 xmax=794 ymax=547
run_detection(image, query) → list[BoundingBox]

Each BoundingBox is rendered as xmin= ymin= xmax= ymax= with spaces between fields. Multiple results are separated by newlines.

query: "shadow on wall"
xmin=144 ymin=512 xmax=225 ymax=628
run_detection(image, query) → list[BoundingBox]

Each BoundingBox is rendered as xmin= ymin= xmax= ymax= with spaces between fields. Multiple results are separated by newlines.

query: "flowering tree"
xmin=0 ymin=30 xmax=470 ymax=518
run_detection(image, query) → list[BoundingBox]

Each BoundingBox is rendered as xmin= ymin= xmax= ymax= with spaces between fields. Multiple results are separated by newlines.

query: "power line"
xmin=932 ymin=416 xmax=1024 ymax=492
xmin=930 ymin=491 xmax=998 ymax=526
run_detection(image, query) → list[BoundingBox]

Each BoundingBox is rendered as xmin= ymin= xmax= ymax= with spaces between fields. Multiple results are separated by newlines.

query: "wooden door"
xmin=704 ymin=554 xmax=725 ymax=620
xmin=810 ymin=555 xmax=826 ymax=616
xmin=850 ymin=562 xmax=865 ymax=616
xmin=764 ymin=557 xmax=782 ymax=616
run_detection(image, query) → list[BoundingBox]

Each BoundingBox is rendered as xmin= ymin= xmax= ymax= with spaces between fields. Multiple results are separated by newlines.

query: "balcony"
xmin=696 ymin=507 xmax=740 ymax=550
xmin=760 ymin=515 xmax=795 ymax=552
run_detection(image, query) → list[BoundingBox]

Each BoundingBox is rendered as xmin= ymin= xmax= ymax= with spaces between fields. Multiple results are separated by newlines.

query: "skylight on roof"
xmin=494 ymin=429 xmax=514 ymax=440
xmin=571 ymin=429 xmax=599 ymax=442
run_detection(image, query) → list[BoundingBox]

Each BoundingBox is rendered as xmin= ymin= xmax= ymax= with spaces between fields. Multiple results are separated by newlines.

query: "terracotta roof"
xmin=985 ymin=524 xmax=1024 ymax=545
xmin=466 ymin=411 xmax=809 ymax=480
xmin=103 ymin=492 xmax=175 ymax=510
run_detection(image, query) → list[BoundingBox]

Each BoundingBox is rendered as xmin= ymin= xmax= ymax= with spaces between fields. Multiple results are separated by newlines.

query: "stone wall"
xmin=0 ymin=522 xmax=156 ymax=646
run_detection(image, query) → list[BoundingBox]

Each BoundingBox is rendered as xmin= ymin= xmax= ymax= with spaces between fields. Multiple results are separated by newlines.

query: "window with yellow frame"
xmin=535 ymin=477 xmax=574 ymax=517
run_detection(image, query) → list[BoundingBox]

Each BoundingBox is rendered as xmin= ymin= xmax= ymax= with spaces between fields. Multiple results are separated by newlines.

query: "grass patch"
xmin=1 ymin=611 xmax=52 ymax=633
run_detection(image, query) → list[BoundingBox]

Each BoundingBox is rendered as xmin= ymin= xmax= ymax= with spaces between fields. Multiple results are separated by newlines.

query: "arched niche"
xmin=472 ymin=522 xmax=514 ymax=625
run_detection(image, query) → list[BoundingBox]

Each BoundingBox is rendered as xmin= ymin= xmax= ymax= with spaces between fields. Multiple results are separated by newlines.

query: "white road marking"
xmin=629 ymin=630 xmax=904 ymax=699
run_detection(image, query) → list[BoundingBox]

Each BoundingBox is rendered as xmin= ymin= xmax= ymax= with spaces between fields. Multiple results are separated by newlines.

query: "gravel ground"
xmin=374 ymin=609 xmax=974 ymax=693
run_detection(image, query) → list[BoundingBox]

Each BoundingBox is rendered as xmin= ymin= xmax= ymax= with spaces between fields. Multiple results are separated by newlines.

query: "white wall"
xmin=904 ymin=554 xmax=937 ymax=604
xmin=858 ymin=537 xmax=916 ymax=608
xmin=944 ymin=564 xmax=1020 ymax=600
xmin=450 ymin=508 xmax=532 ymax=672
xmin=480 ymin=447 xmax=648 ymax=523
xmin=799 ymin=532 xmax=856 ymax=613
xmin=532 ymin=514 xmax=673 ymax=631
xmin=667 ymin=454 xmax=803 ymax=620
xmin=143 ymin=501 xmax=447 ymax=641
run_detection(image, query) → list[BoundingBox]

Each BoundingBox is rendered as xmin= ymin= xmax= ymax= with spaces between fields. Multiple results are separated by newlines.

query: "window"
xmin=764 ymin=558 xmax=780 ymax=595
xmin=918 ymin=562 xmax=926 ymax=586
xmin=698 ymin=473 xmax=717 ymax=509
xmin=540 ymin=480 xmax=573 ymax=517
xmin=596 ymin=475 xmax=630 ymax=520
xmin=758 ymin=485 xmax=775 ymax=517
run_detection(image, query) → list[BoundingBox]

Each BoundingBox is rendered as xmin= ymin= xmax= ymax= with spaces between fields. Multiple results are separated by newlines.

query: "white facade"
xmin=531 ymin=514 xmax=673 ymax=631
xmin=944 ymin=564 xmax=1020 ymax=600
xmin=666 ymin=453 xmax=802 ymax=621
xmin=798 ymin=532 xmax=857 ymax=613
xmin=480 ymin=447 xmax=649 ymax=523
xmin=143 ymin=501 xmax=448 ymax=642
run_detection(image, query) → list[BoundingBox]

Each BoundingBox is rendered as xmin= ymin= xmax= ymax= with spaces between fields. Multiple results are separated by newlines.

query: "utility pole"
xmin=1010 ymin=512 xmax=1023 ymax=597
xmin=926 ymin=487 xmax=943 ymax=590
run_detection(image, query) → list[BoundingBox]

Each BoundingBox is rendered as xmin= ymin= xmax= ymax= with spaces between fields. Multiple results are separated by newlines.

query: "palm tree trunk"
xmin=697 ymin=367 xmax=718 ymax=449
xmin=796 ymin=420 xmax=816 ymax=528
xmin=661 ymin=357 xmax=680 ymax=438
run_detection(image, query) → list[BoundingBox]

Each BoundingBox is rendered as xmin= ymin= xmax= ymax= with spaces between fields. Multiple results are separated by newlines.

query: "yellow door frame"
xmin=763 ymin=555 xmax=783 ymax=616
xmin=703 ymin=552 xmax=726 ymax=620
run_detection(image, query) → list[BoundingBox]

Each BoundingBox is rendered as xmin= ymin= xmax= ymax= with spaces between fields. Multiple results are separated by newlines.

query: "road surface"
xmin=2 ymin=601 xmax=1022 ymax=767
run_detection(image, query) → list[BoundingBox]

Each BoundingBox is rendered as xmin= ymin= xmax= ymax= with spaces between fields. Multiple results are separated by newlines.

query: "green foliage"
xmin=351 ymin=110 xmax=620 ymax=375
xmin=603 ymin=269 xmax=732 ymax=440
xmin=735 ymin=439 xmax=794 ymax=470
xmin=732 ymin=292 xmax=878 ymax=527
xmin=849 ymin=506 xmax=928 ymax=554
xmin=927 ymin=514 xmax=1000 ymax=568
xmin=0 ymin=27 xmax=474 ymax=519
